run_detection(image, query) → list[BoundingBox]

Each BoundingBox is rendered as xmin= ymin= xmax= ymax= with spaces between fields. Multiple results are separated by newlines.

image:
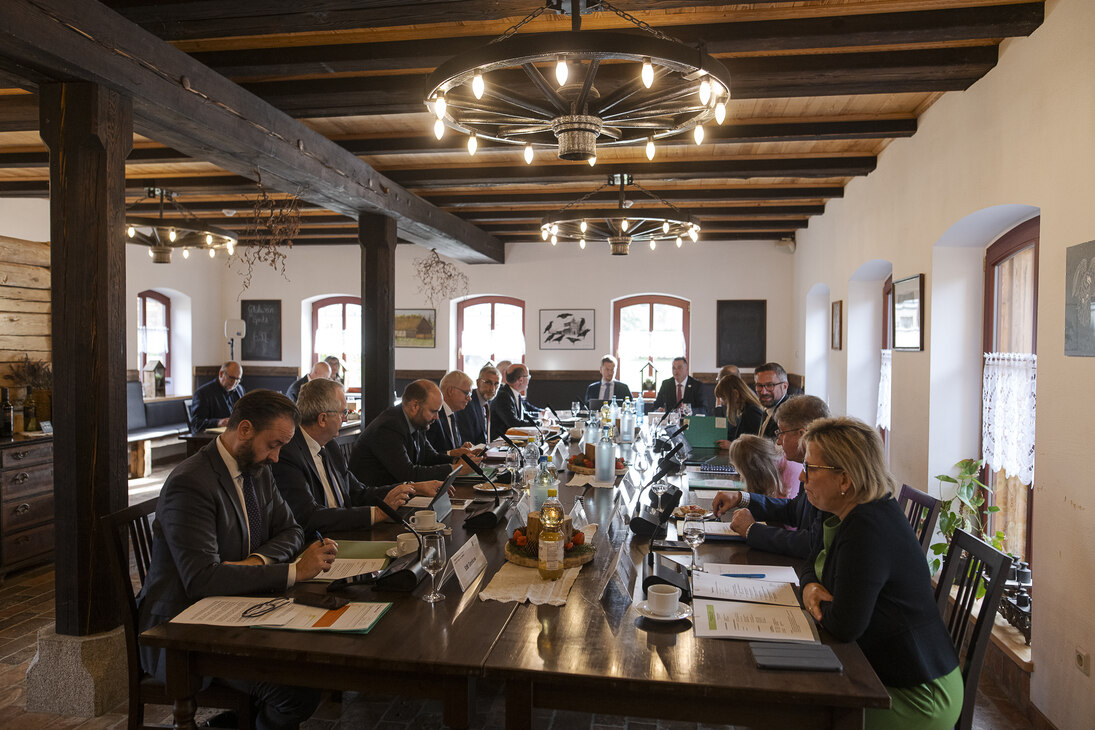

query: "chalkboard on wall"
xmin=716 ymin=300 xmax=767 ymax=368
xmin=241 ymin=299 xmax=282 ymax=361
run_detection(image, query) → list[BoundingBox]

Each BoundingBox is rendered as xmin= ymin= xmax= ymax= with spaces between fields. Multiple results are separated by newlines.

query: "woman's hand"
xmin=711 ymin=490 xmax=742 ymax=517
xmin=715 ymin=439 xmax=731 ymax=452
xmin=801 ymin=582 xmax=834 ymax=622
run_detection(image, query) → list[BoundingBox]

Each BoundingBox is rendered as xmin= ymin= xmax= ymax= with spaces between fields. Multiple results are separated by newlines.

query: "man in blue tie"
xmin=426 ymin=370 xmax=478 ymax=456
xmin=273 ymin=378 xmax=434 ymax=535
xmin=137 ymin=389 xmax=337 ymax=730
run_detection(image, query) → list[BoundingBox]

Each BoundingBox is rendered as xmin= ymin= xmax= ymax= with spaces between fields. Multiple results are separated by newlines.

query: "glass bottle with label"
xmin=0 ymin=388 xmax=13 ymax=439
xmin=538 ymin=486 xmax=565 ymax=581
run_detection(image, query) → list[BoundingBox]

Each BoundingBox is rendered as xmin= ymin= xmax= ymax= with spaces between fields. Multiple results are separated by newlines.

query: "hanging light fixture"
xmin=124 ymin=187 xmax=238 ymax=264
xmin=424 ymin=1 xmax=732 ymax=163
xmin=539 ymin=173 xmax=698 ymax=256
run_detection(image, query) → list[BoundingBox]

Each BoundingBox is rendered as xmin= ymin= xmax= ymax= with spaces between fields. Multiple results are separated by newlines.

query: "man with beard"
xmin=137 ymin=389 xmax=337 ymax=730
xmin=754 ymin=361 xmax=793 ymax=439
xmin=457 ymin=364 xmax=500 ymax=445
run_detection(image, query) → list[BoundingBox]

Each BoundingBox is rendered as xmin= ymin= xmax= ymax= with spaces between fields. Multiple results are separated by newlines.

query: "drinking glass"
xmin=421 ymin=533 xmax=447 ymax=603
xmin=682 ymin=514 xmax=705 ymax=574
xmin=571 ymin=401 xmax=582 ymax=418
xmin=651 ymin=479 xmax=670 ymax=509
xmin=505 ymin=448 xmax=521 ymax=487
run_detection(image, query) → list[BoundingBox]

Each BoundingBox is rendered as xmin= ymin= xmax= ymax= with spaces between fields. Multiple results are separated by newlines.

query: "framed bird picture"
xmin=539 ymin=309 xmax=594 ymax=350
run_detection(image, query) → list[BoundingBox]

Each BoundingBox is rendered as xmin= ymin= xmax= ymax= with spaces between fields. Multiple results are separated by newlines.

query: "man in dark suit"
xmin=583 ymin=355 xmax=632 ymax=405
xmin=273 ymin=378 xmax=433 ymax=535
xmin=349 ymin=380 xmax=475 ymax=490
xmin=189 ymin=360 xmax=245 ymax=432
xmin=284 ymin=360 xmax=331 ymax=402
xmin=754 ymin=361 xmax=793 ymax=438
xmin=426 ymin=370 xmax=477 ymax=456
xmin=490 ymin=364 xmax=538 ymax=440
xmin=457 ymin=364 xmax=500 ymax=445
xmin=652 ymin=357 xmax=706 ymax=413
xmin=137 ymin=389 xmax=337 ymax=730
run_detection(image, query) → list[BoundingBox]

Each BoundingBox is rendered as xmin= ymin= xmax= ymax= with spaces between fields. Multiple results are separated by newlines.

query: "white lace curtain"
xmin=137 ymin=325 xmax=169 ymax=356
xmin=982 ymin=352 xmax=1037 ymax=485
xmin=875 ymin=349 xmax=892 ymax=430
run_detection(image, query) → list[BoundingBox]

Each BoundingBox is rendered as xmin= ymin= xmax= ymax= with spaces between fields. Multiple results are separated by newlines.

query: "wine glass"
xmin=505 ymin=448 xmax=521 ymax=488
xmin=682 ymin=514 xmax=705 ymax=574
xmin=570 ymin=401 xmax=582 ymax=419
xmin=421 ymin=533 xmax=447 ymax=603
xmin=651 ymin=478 xmax=670 ymax=509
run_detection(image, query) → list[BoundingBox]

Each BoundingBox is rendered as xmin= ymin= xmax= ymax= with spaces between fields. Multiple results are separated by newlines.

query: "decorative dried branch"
xmin=414 ymin=249 xmax=469 ymax=308
xmin=230 ymin=174 xmax=301 ymax=292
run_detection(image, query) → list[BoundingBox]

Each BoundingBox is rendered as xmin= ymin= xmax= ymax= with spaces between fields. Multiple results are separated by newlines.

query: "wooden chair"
xmin=101 ymin=498 xmax=253 ymax=730
xmin=182 ymin=398 xmax=193 ymax=433
xmin=898 ymin=483 xmax=941 ymax=555
xmin=934 ymin=528 xmax=1012 ymax=730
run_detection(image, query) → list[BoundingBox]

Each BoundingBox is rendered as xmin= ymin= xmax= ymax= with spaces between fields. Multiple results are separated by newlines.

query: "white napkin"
xmin=478 ymin=562 xmax=581 ymax=605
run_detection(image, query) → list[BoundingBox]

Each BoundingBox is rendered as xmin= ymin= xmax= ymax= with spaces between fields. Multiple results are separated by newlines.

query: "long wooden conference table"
xmin=142 ymin=440 xmax=889 ymax=729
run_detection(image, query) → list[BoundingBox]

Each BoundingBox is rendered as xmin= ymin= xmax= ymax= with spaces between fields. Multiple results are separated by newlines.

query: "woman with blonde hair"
xmin=728 ymin=434 xmax=801 ymax=499
xmin=799 ymin=417 xmax=962 ymax=729
xmin=713 ymin=374 xmax=765 ymax=450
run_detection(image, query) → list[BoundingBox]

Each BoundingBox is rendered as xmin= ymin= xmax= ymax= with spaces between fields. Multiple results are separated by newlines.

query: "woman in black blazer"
xmin=799 ymin=417 xmax=962 ymax=730
xmin=713 ymin=374 xmax=766 ymax=450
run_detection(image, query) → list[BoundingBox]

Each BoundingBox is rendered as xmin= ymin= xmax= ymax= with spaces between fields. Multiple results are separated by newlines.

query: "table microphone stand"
xmin=461 ymin=454 xmax=513 ymax=530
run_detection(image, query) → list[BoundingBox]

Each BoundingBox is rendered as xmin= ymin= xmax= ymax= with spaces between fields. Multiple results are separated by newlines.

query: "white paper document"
xmin=306 ymin=558 xmax=387 ymax=582
xmin=691 ymin=571 xmax=799 ymax=606
xmin=703 ymin=563 xmax=801 ymax=585
xmin=171 ymin=596 xmax=295 ymax=627
xmin=692 ymin=599 xmax=819 ymax=643
xmin=275 ymin=601 xmax=390 ymax=632
xmin=677 ymin=520 xmax=739 ymax=537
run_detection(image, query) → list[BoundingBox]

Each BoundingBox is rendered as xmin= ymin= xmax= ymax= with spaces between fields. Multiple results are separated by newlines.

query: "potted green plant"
xmin=929 ymin=458 xmax=1008 ymax=578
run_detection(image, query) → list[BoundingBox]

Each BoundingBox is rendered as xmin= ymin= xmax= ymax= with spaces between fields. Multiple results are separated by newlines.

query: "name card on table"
xmin=451 ymin=534 xmax=488 ymax=592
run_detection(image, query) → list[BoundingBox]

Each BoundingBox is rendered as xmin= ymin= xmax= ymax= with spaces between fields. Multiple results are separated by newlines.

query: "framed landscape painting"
xmin=394 ymin=309 xmax=436 ymax=348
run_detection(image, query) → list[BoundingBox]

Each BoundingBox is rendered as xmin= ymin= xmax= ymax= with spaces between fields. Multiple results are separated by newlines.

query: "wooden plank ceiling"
xmin=0 ymin=0 xmax=1044 ymax=254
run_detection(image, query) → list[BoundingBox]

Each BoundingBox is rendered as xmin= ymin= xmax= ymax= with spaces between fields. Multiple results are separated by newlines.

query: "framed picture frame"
xmin=539 ymin=309 xmax=594 ymax=349
xmin=394 ymin=309 xmax=436 ymax=348
xmin=831 ymin=300 xmax=843 ymax=350
xmin=716 ymin=300 xmax=767 ymax=368
xmin=892 ymin=274 xmax=925 ymax=351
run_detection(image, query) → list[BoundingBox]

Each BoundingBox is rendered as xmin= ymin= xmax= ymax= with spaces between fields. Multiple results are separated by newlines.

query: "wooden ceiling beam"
xmin=421 ymin=187 xmax=845 ymax=207
xmin=388 ymin=157 xmax=875 ymax=188
xmin=191 ymin=4 xmax=1041 ymax=78
xmin=0 ymin=93 xmax=38 ymax=132
xmin=460 ymin=205 xmax=825 ymax=221
xmin=0 ymin=0 xmax=503 ymax=263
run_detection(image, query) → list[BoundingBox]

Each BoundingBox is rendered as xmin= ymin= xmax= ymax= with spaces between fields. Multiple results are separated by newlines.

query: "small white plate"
xmin=473 ymin=482 xmax=512 ymax=493
xmin=635 ymin=601 xmax=693 ymax=622
xmin=386 ymin=546 xmax=413 ymax=558
xmin=410 ymin=523 xmax=446 ymax=533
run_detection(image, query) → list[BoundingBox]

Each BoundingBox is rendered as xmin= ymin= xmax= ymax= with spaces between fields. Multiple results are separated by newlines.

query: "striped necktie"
xmin=320 ymin=446 xmax=344 ymax=507
xmin=241 ymin=472 xmax=264 ymax=553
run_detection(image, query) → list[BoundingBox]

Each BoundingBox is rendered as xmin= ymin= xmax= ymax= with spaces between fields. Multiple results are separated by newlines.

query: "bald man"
xmin=285 ymin=361 xmax=332 ymax=402
xmin=348 ymin=379 xmax=475 ymax=493
xmin=189 ymin=360 xmax=245 ymax=432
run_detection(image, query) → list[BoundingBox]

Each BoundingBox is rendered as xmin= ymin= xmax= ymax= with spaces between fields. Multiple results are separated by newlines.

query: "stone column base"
xmin=24 ymin=625 xmax=127 ymax=717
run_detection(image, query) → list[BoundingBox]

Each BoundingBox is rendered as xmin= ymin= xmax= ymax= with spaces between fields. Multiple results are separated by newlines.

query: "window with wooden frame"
xmin=613 ymin=294 xmax=690 ymax=395
xmin=137 ymin=289 xmax=171 ymax=381
xmin=982 ymin=217 xmax=1039 ymax=563
xmin=456 ymin=296 xmax=525 ymax=377
xmin=311 ymin=296 xmax=361 ymax=391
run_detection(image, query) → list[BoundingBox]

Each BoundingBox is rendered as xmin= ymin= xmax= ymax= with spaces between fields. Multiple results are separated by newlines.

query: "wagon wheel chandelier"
xmin=125 ymin=187 xmax=238 ymax=264
xmin=540 ymin=174 xmax=699 ymax=255
xmin=424 ymin=0 xmax=733 ymax=163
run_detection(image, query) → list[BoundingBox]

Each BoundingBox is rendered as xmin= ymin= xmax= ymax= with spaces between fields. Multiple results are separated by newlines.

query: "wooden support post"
xmin=39 ymin=82 xmax=132 ymax=636
xmin=359 ymin=213 xmax=396 ymax=424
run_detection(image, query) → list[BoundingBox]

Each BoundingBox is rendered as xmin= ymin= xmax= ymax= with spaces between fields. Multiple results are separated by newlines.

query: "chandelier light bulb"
xmin=524 ymin=144 xmax=533 ymax=164
xmin=694 ymin=124 xmax=705 ymax=145
xmin=127 ymin=225 xmax=135 ymax=238
xmin=689 ymin=226 xmax=698 ymax=242
xmin=226 ymin=242 xmax=235 ymax=256
xmin=168 ymin=228 xmax=177 ymax=242
xmin=649 ymin=239 xmax=656 ymax=251
xmin=662 ymin=221 xmax=670 ymax=234
xmin=467 ymin=133 xmax=477 ymax=156
xmin=588 ymin=155 xmax=596 ymax=167
xmin=711 ymin=79 xmax=723 ymax=98
xmin=147 ymin=248 xmax=153 ymax=258
xmin=646 ymin=137 xmax=655 ymax=160
xmin=182 ymin=247 xmax=190 ymax=259
xmin=621 ymin=219 xmax=629 ymax=232
xmin=699 ymin=79 xmax=711 ymax=105
xmin=641 ymin=58 xmax=654 ymax=89
xmin=715 ymin=101 xmax=726 ymax=125
xmin=205 ymin=233 xmax=213 ymax=245
xmin=579 ymin=238 xmax=586 ymax=249
xmin=433 ymin=119 xmax=445 ymax=140
xmin=541 ymin=228 xmax=549 ymax=241
xmin=551 ymin=235 xmax=557 ymax=245
xmin=209 ymin=247 xmax=216 ymax=258
xmin=555 ymin=56 xmax=568 ymax=86
xmin=580 ymin=220 xmax=587 ymax=233
xmin=433 ymin=95 xmax=447 ymax=119
xmin=551 ymin=223 xmax=559 ymax=235
xmin=676 ymin=236 xmax=683 ymax=247
xmin=471 ymin=73 xmax=484 ymax=100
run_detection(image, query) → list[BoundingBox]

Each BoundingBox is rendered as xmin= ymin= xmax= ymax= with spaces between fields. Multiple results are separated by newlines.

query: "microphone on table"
xmin=328 ymin=499 xmax=428 ymax=592
xmin=461 ymin=454 xmax=513 ymax=530
xmin=654 ymin=414 xmax=688 ymax=453
xmin=545 ymin=402 xmax=565 ymax=422
xmin=462 ymin=453 xmax=500 ymax=507
xmin=654 ymin=396 xmax=684 ymax=428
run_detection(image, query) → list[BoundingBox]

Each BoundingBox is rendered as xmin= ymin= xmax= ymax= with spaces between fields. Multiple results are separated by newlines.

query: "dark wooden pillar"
xmin=39 ymin=82 xmax=132 ymax=636
xmin=359 ymin=212 xmax=397 ymax=423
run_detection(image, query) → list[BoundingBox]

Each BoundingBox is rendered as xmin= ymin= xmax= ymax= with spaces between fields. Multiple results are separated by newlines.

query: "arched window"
xmin=137 ymin=289 xmax=170 ymax=380
xmin=456 ymin=296 xmax=525 ymax=377
xmin=311 ymin=296 xmax=361 ymax=390
xmin=612 ymin=294 xmax=690 ymax=394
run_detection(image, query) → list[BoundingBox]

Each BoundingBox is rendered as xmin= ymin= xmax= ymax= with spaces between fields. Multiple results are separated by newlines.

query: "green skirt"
xmin=866 ymin=665 xmax=963 ymax=730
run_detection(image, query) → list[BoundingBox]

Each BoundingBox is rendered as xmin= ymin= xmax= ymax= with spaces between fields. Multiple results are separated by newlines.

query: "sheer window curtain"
xmin=982 ymin=352 xmax=1037 ymax=485
xmin=875 ymin=349 xmax=891 ymax=430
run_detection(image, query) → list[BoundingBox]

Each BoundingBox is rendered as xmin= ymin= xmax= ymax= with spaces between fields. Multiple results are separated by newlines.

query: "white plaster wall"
xmin=845 ymin=279 xmax=884 ymax=424
xmin=791 ymin=0 xmax=1095 ymax=725
xmin=804 ymin=283 xmax=830 ymax=403
xmin=0 ymin=198 xmax=50 ymax=241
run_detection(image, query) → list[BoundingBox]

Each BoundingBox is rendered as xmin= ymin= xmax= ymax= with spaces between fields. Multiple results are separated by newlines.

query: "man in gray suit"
xmin=138 ymin=389 xmax=337 ymax=730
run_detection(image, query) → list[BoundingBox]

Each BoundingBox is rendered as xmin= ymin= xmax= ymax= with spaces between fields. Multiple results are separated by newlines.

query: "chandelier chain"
xmin=491 ymin=5 xmax=549 ymax=44
xmin=598 ymin=0 xmax=687 ymax=45
xmin=632 ymin=180 xmax=689 ymax=219
xmin=557 ymin=181 xmax=613 ymax=214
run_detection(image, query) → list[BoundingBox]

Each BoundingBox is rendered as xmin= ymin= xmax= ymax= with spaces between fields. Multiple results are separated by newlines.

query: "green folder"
xmin=681 ymin=415 xmax=727 ymax=449
xmin=332 ymin=540 xmax=397 ymax=560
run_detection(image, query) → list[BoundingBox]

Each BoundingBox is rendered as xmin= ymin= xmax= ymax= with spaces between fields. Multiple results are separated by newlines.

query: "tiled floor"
xmin=0 ymin=453 xmax=1036 ymax=729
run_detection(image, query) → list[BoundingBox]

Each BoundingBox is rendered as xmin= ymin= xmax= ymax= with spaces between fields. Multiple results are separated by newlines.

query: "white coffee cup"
xmin=396 ymin=532 xmax=418 ymax=556
xmin=647 ymin=584 xmax=682 ymax=617
xmin=409 ymin=510 xmax=438 ymax=531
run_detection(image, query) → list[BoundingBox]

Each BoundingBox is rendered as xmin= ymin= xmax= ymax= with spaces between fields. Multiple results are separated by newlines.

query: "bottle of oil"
xmin=537 ymin=487 xmax=565 ymax=581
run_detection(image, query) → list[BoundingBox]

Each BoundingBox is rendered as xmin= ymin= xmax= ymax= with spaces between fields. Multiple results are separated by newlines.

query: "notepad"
xmin=750 ymin=642 xmax=842 ymax=672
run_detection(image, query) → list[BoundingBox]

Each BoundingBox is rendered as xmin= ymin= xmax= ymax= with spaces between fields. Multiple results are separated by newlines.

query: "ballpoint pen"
xmin=722 ymin=573 xmax=766 ymax=579
xmin=314 ymin=530 xmax=325 ymax=546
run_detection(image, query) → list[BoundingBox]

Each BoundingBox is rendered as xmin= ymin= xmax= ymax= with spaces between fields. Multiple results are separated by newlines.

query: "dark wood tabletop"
xmin=142 ymin=437 xmax=889 ymax=729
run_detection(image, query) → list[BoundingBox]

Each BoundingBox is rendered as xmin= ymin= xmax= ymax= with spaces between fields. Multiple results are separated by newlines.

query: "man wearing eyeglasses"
xmin=189 ymin=360 xmax=245 ymax=432
xmin=274 ymin=378 xmax=436 ymax=535
xmin=754 ymin=361 xmax=792 ymax=438
xmin=457 ymin=364 xmax=500 ymax=445
xmin=426 ymin=370 xmax=481 ymax=456
xmin=490 ymin=364 xmax=539 ymax=440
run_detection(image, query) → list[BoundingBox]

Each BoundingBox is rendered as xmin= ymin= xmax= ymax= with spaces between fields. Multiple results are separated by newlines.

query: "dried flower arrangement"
xmin=230 ymin=174 xmax=302 ymax=292
xmin=413 ymin=249 xmax=469 ymax=308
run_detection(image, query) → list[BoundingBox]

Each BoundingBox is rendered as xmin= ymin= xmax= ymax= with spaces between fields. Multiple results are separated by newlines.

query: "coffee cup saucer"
xmin=386 ymin=546 xmax=414 ymax=558
xmin=635 ymin=600 xmax=693 ymax=622
xmin=411 ymin=523 xmax=446 ymax=533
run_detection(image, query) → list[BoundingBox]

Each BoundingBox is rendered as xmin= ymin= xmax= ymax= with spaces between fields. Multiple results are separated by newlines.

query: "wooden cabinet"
xmin=0 ymin=436 xmax=53 ymax=581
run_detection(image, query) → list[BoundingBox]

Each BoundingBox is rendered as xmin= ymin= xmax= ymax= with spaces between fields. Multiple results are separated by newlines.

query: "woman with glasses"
xmin=799 ymin=417 xmax=962 ymax=730
xmin=728 ymin=434 xmax=800 ymax=499
xmin=712 ymin=374 xmax=766 ymax=450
